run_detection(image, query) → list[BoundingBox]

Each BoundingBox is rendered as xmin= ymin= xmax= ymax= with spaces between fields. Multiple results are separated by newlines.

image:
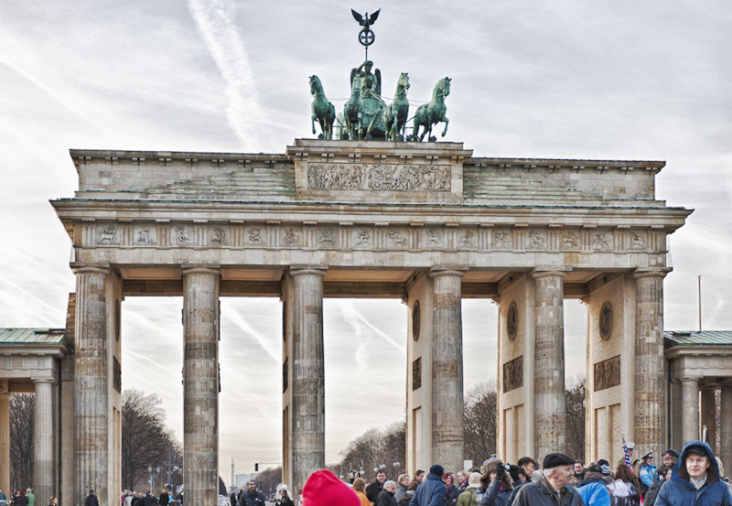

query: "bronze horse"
xmin=309 ymin=75 xmax=335 ymax=140
xmin=383 ymin=72 xmax=410 ymax=141
xmin=412 ymin=77 xmax=450 ymax=142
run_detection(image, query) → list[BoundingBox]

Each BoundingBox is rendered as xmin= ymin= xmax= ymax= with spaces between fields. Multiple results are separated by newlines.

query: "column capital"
xmin=31 ymin=377 xmax=55 ymax=385
xmin=633 ymin=267 xmax=672 ymax=280
xmin=181 ymin=266 xmax=220 ymax=276
xmin=289 ymin=267 xmax=327 ymax=278
xmin=530 ymin=266 xmax=571 ymax=280
xmin=72 ymin=265 xmax=112 ymax=276
xmin=429 ymin=268 xmax=467 ymax=279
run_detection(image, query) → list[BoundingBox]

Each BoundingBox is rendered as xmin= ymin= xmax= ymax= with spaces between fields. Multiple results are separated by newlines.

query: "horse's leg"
xmin=312 ymin=111 xmax=317 ymax=135
xmin=441 ymin=116 xmax=449 ymax=137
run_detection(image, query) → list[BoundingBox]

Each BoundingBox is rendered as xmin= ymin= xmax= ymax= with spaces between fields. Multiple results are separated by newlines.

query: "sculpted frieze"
xmin=594 ymin=355 xmax=621 ymax=391
xmin=528 ymin=230 xmax=546 ymax=249
xmin=282 ymin=226 xmax=302 ymax=246
xmin=307 ymin=163 xmax=450 ymax=192
xmin=96 ymin=225 xmax=120 ymax=245
xmin=135 ymin=228 xmax=155 ymax=245
xmin=503 ymin=355 xmax=524 ymax=393
xmin=174 ymin=226 xmax=191 ymax=246
xmin=353 ymin=229 xmax=371 ymax=248
xmin=317 ymin=227 xmax=338 ymax=248
xmin=210 ymin=226 xmax=228 ymax=246
xmin=592 ymin=231 xmax=612 ymax=250
xmin=388 ymin=230 xmax=408 ymax=248
xmin=494 ymin=229 xmax=512 ymax=249
xmin=561 ymin=231 xmax=579 ymax=249
xmin=629 ymin=231 xmax=646 ymax=250
xmin=423 ymin=228 xmax=444 ymax=248
xmin=246 ymin=226 xmax=265 ymax=245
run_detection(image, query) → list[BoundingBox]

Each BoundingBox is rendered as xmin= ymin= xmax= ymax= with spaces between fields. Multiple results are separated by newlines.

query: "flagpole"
xmin=698 ymin=275 xmax=702 ymax=332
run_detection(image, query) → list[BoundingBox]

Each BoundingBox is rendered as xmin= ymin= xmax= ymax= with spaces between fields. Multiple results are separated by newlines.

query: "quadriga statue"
xmin=412 ymin=77 xmax=450 ymax=142
xmin=309 ymin=75 xmax=336 ymax=140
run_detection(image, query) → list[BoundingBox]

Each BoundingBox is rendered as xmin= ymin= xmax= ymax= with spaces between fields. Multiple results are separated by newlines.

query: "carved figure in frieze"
xmin=354 ymin=230 xmax=370 ymax=248
xmin=247 ymin=227 xmax=263 ymax=245
xmin=175 ymin=226 xmax=190 ymax=246
xmin=528 ymin=230 xmax=545 ymax=249
xmin=210 ymin=227 xmax=226 ymax=245
xmin=97 ymin=226 xmax=119 ymax=245
xmin=592 ymin=231 xmax=612 ymax=250
xmin=318 ymin=228 xmax=336 ymax=247
xmin=494 ymin=231 xmax=510 ymax=249
xmin=136 ymin=229 xmax=153 ymax=245
xmin=459 ymin=230 xmax=476 ymax=248
xmin=283 ymin=227 xmax=301 ymax=246
xmin=388 ymin=230 xmax=407 ymax=247
xmin=630 ymin=232 xmax=646 ymax=250
xmin=426 ymin=228 xmax=442 ymax=245
xmin=561 ymin=231 xmax=578 ymax=249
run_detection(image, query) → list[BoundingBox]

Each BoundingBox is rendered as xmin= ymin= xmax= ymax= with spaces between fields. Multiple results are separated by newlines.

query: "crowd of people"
xmin=0 ymin=488 xmax=56 ymax=506
xmin=119 ymin=488 xmax=180 ymax=506
xmin=288 ymin=439 xmax=732 ymax=506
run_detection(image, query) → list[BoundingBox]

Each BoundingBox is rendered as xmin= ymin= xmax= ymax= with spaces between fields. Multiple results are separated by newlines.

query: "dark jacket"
xmin=410 ymin=473 xmax=448 ymax=506
xmin=142 ymin=494 xmax=158 ymax=506
xmin=399 ymin=491 xmax=415 ymax=506
xmin=239 ymin=490 xmax=266 ymax=506
xmin=511 ymin=474 xmax=584 ymax=506
xmin=655 ymin=440 xmax=732 ymax=506
xmin=377 ymin=490 xmax=398 ymax=506
xmin=159 ymin=492 xmax=170 ymax=506
xmin=474 ymin=476 xmax=512 ymax=506
xmin=84 ymin=495 xmax=99 ymax=506
xmin=367 ymin=482 xmax=385 ymax=504
xmin=395 ymin=484 xmax=409 ymax=503
xmin=446 ymin=486 xmax=460 ymax=506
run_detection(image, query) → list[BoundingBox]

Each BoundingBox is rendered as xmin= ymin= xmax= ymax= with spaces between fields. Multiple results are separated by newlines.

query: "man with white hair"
xmin=511 ymin=453 xmax=584 ymax=505
xmin=377 ymin=480 xmax=398 ymax=506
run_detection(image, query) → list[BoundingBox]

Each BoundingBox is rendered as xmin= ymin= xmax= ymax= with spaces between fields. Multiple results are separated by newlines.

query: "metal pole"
xmin=698 ymin=275 xmax=702 ymax=332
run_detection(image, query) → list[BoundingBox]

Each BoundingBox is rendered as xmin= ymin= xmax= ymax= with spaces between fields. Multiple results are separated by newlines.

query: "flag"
xmin=622 ymin=434 xmax=632 ymax=470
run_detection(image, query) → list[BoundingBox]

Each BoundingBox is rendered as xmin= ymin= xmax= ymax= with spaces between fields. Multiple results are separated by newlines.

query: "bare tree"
xmin=565 ymin=375 xmax=586 ymax=461
xmin=255 ymin=466 xmax=283 ymax=495
xmin=463 ymin=381 xmax=497 ymax=466
xmin=121 ymin=389 xmax=182 ymax=491
xmin=10 ymin=393 xmax=34 ymax=490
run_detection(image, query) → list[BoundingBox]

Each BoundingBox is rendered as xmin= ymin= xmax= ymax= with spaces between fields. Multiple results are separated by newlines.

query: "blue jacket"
xmin=410 ymin=473 xmax=447 ymax=506
xmin=576 ymin=477 xmax=610 ymax=506
xmin=655 ymin=440 xmax=732 ymax=506
xmin=639 ymin=462 xmax=658 ymax=489
xmin=474 ymin=476 xmax=512 ymax=506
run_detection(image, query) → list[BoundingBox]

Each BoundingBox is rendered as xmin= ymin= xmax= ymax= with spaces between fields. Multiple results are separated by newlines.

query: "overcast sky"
xmin=1 ymin=0 xmax=731 ymax=482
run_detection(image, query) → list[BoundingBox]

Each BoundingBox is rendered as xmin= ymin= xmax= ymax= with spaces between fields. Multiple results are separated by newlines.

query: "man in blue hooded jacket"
xmin=410 ymin=465 xmax=447 ymax=506
xmin=655 ymin=440 xmax=732 ymax=505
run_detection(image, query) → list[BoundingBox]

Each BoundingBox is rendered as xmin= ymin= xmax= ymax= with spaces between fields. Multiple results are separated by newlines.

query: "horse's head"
xmin=309 ymin=75 xmax=322 ymax=95
xmin=440 ymin=77 xmax=451 ymax=97
xmin=400 ymin=72 xmax=410 ymax=90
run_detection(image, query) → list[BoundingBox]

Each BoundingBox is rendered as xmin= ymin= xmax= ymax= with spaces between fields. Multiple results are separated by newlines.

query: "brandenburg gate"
xmin=52 ymin=139 xmax=690 ymax=503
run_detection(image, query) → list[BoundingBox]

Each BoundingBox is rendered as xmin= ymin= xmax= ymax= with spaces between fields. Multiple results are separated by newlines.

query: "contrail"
xmin=220 ymin=299 xmax=280 ymax=362
xmin=187 ymin=0 xmax=267 ymax=151
xmin=337 ymin=300 xmax=405 ymax=354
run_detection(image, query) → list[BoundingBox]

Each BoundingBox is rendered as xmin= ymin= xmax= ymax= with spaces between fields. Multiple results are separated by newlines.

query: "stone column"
xmin=430 ymin=269 xmax=465 ymax=471
xmin=531 ymin=269 xmax=568 ymax=457
xmin=721 ymin=384 xmax=732 ymax=472
xmin=34 ymin=378 xmax=55 ymax=502
xmin=700 ymin=387 xmax=717 ymax=452
xmin=290 ymin=268 xmax=326 ymax=493
xmin=680 ymin=377 xmax=699 ymax=443
xmin=182 ymin=267 xmax=220 ymax=506
xmin=0 ymin=392 xmax=9 ymax=494
xmin=73 ymin=266 xmax=110 ymax=504
xmin=633 ymin=269 xmax=669 ymax=456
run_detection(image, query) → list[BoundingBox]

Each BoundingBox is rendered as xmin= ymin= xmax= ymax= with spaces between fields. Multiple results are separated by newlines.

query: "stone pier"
xmin=290 ymin=268 xmax=326 ymax=493
xmin=681 ymin=377 xmax=699 ymax=442
xmin=74 ymin=267 xmax=110 ymax=504
xmin=183 ymin=268 xmax=220 ymax=506
xmin=430 ymin=269 xmax=465 ymax=471
xmin=34 ymin=378 xmax=55 ymax=502
xmin=532 ymin=269 xmax=568 ymax=458
xmin=721 ymin=384 xmax=732 ymax=470
xmin=634 ymin=270 xmax=668 ymax=456
xmin=0 ymin=391 xmax=9 ymax=493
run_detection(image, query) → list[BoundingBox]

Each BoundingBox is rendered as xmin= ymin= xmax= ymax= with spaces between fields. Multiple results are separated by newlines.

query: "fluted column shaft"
xmin=183 ymin=268 xmax=220 ymax=506
xmin=74 ymin=267 xmax=110 ymax=504
xmin=721 ymin=385 xmax=732 ymax=472
xmin=430 ymin=269 xmax=465 ymax=471
xmin=34 ymin=379 xmax=54 ymax=502
xmin=634 ymin=270 xmax=668 ymax=456
xmin=290 ymin=268 xmax=326 ymax=494
xmin=532 ymin=269 xmax=567 ymax=457
xmin=0 ymin=393 xmax=9 ymax=493
xmin=681 ymin=377 xmax=699 ymax=443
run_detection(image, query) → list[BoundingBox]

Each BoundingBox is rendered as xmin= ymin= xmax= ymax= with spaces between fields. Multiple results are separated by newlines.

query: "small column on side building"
xmin=34 ymin=378 xmax=55 ymax=503
xmin=0 ymin=390 xmax=9 ymax=493
xmin=680 ymin=377 xmax=700 ymax=443
xmin=429 ymin=269 xmax=465 ymax=471
xmin=720 ymin=384 xmax=732 ymax=472
xmin=182 ymin=267 xmax=220 ymax=506
xmin=73 ymin=266 xmax=110 ymax=504
xmin=700 ymin=387 xmax=717 ymax=452
xmin=633 ymin=269 xmax=669 ymax=457
xmin=290 ymin=268 xmax=326 ymax=493
xmin=531 ymin=268 xmax=568 ymax=457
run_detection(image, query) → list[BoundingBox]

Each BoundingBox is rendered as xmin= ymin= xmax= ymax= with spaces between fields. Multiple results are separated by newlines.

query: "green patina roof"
xmin=664 ymin=330 xmax=732 ymax=346
xmin=0 ymin=328 xmax=66 ymax=344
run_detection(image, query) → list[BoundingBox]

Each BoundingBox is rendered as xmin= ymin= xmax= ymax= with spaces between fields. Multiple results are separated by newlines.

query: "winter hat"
xmin=662 ymin=449 xmax=680 ymax=460
xmin=429 ymin=465 xmax=444 ymax=477
xmin=542 ymin=453 xmax=574 ymax=469
xmin=302 ymin=470 xmax=359 ymax=506
xmin=467 ymin=472 xmax=482 ymax=488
